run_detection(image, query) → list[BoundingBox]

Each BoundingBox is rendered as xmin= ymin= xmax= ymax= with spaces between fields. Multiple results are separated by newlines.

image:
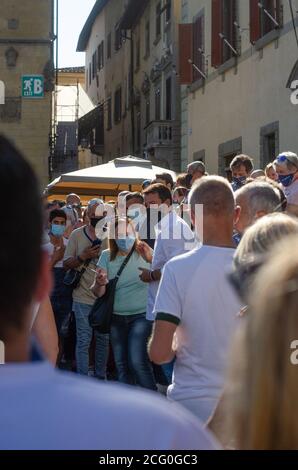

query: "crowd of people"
xmin=1 ymin=133 xmax=298 ymax=450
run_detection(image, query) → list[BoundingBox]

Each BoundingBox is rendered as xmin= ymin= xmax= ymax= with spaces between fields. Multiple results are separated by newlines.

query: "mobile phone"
xmin=92 ymin=239 xmax=102 ymax=248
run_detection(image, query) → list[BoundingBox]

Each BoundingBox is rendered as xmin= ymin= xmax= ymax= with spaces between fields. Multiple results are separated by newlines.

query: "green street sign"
xmin=22 ymin=75 xmax=44 ymax=98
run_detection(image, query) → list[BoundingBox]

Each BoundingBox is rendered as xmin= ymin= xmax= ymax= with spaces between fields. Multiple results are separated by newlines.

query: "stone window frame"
xmin=260 ymin=121 xmax=279 ymax=168
xmin=218 ymin=137 xmax=242 ymax=176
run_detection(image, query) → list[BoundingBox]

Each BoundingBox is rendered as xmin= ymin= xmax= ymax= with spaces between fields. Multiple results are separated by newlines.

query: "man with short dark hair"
xmin=155 ymin=172 xmax=174 ymax=190
xmin=149 ymin=177 xmax=242 ymax=423
xmin=230 ymin=154 xmax=254 ymax=191
xmin=0 ymin=136 xmax=217 ymax=450
xmin=187 ymin=161 xmax=206 ymax=186
xmin=46 ymin=209 xmax=72 ymax=337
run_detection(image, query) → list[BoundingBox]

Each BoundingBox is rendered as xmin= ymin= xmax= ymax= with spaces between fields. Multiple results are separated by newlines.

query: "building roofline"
xmin=77 ymin=0 xmax=109 ymax=52
xmin=119 ymin=0 xmax=149 ymax=30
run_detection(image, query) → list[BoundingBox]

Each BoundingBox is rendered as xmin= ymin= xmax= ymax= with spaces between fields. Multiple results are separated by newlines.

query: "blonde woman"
xmin=92 ymin=217 xmax=156 ymax=391
xmin=226 ymin=235 xmax=298 ymax=449
xmin=265 ymin=162 xmax=278 ymax=182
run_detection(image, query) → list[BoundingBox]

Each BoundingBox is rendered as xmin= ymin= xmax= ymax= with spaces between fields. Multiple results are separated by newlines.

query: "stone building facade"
xmin=0 ymin=0 xmax=54 ymax=185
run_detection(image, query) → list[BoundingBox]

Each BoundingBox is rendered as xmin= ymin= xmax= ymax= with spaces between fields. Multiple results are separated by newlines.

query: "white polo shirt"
xmin=153 ymin=245 xmax=242 ymax=404
xmin=146 ymin=210 xmax=196 ymax=321
xmin=0 ymin=361 xmax=219 ymax=450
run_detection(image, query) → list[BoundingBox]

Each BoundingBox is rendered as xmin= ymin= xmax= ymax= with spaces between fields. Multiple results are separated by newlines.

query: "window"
xmin=145 ymin=21 xmax=150 ymax=58
xmin=193 ymin=14 xmax=204 ymax=82
xmin=165 ymin=77 xmax=172 ymax=120
xmin=136 ymin=110 xmax=141 ymax=151
xmin=115 ymin=26 xmax=122 ymax=51
xmin=250 ymin=0 xmax=281 ymax=43
xmin=92 ymin=53 xmax=97 ymax=79
xmin=97 ymin=41 xmax=104 ymax=71
xmin=260 ymin=122 xmax=279 ymax=166
xmin=107 ymin=32 xmax=112 ymax=59
xmin=156 ymin=2 xmax=161 ymax=39
xmin=145 ymin=93 xmax=150 ymax=126
xmin=135 ymin=37 xmax=140 ymax=70
xmin=155 ymin=87 xmax=161 ymax=120
xmin=264 ymin=133 xmax=276 ymax=163
xmin=211 ymin=0 xmax=237 ymax=68
xmin=222 ymin=0 xmax=237 ymax=63
xmin=107 ymin=96 xmax=112 ymax=130
xmin=114 ymin=87 xmax=122 ymax=123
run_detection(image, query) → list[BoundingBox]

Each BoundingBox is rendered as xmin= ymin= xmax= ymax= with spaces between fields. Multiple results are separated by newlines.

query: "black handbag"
xmin=63 ymin=259 xmax=91 ymax=290
xmin=88 ymin=248 xmax=135 ymax=334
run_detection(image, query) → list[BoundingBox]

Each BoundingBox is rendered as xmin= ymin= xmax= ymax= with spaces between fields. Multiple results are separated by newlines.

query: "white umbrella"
xmin=46 ymin=156 xmax=177 ymax=202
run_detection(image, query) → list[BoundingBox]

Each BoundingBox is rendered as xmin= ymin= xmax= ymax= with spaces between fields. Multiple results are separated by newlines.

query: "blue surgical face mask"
xmin=233 ymin=176 xmax=246 ymax=185
xmin=278 ymin=173 xmax=296 ymax=188
xmin=51 ymin=224 xmax=65 ymax=237
xmin=116 ymin=236 xmax=136 ymax=253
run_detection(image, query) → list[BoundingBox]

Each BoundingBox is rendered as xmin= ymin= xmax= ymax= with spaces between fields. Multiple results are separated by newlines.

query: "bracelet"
xmin=150 ymin=270 xmax=155 ymax=282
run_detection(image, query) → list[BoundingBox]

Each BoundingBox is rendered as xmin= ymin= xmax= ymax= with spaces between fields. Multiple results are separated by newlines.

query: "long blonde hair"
xmin=227 ymin=234 xmax=298 ymax=449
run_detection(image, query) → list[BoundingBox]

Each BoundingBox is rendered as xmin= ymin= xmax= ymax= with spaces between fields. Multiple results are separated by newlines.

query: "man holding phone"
xmin=64 ymin=199 xmax=109 ymax=379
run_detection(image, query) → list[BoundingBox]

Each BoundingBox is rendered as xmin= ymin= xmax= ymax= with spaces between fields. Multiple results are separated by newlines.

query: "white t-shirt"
xmin=146 ymin=211 xmax=196 ymax=321
xmin=284 ymin=180 xmax=298 ymax=206
xmin=0 ymin=362 xmax=219 ymax=450
xmin=45 ymin=237 xmax=68 ymax=268
xmin=153 ymin=245 xmax=242 ymax=404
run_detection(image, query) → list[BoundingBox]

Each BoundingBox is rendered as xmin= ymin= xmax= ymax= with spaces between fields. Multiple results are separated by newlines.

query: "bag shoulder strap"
xmin=115 ymin=247 xmax=135 ymax=280
xmin=83 ymin=226 xmax=93 ymax=244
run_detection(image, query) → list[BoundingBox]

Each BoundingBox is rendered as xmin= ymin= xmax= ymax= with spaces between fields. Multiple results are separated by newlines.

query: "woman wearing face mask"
xmin=92 ymin=217 xmax=157 ymax=391
xmin=275 ymin=152 xmax=298 ymax=216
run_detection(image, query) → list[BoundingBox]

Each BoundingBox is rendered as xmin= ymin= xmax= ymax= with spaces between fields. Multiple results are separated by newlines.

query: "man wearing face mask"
xmin=230 ymin=154 xmax=254 ymax=192
xmin=64 ymin=199 xmax=109 ymax=379
xmin=275 ymin=152 xmax=298 ymax=216
xmin=45 ymin=209 xmax=72 ymax=339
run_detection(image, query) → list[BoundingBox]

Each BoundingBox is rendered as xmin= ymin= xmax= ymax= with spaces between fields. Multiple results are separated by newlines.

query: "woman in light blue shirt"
xmin=93 ymin=217 xmax=156 ymax=391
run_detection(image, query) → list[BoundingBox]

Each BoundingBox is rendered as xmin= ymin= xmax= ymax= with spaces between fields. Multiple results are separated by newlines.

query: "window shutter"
xmin=211 ymin=0 xmax=223 ymax=68
xmin=179 ymin=24 xmax=193 ymax=85
xmin=250 ymin=0 xmax=261 ymax=44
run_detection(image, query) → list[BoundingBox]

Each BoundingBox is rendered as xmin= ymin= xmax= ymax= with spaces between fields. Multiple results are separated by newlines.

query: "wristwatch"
xmin=77 ymin=255 xmax=84 ymax=263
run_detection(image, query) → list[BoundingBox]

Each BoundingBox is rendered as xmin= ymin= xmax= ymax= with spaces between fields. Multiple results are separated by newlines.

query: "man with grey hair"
xmin=149 ymin=176 xmax=242 ymax=423
xmin=234 ymin=181 xmax=281 ymax=240
xmin=64 ymin=199 xmax=109 ymax=379
xmin=275 ymin=151 xmax=298 ymax=215
xmin=187 ymin=161 xmax=206 ymax=186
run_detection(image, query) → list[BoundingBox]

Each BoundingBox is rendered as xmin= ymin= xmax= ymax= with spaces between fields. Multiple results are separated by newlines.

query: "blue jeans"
xmin=73 ymin=301 xmax=109 ymax=379
xmin=110 ymin=313 xmax=157 ymax=391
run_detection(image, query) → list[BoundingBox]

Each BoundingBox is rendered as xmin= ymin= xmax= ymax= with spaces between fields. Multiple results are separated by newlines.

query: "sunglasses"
xmin=276 ymin=155 xmax=292 ymax=164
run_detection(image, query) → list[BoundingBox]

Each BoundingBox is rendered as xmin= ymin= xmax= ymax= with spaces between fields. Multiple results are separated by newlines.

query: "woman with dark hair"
xmin=92 ymin=217 xmax=156 ymax=391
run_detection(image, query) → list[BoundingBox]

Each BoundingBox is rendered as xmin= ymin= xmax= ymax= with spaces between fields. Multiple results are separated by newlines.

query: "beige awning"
xmin=46 ymin=156 xmax=177 ymax=201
